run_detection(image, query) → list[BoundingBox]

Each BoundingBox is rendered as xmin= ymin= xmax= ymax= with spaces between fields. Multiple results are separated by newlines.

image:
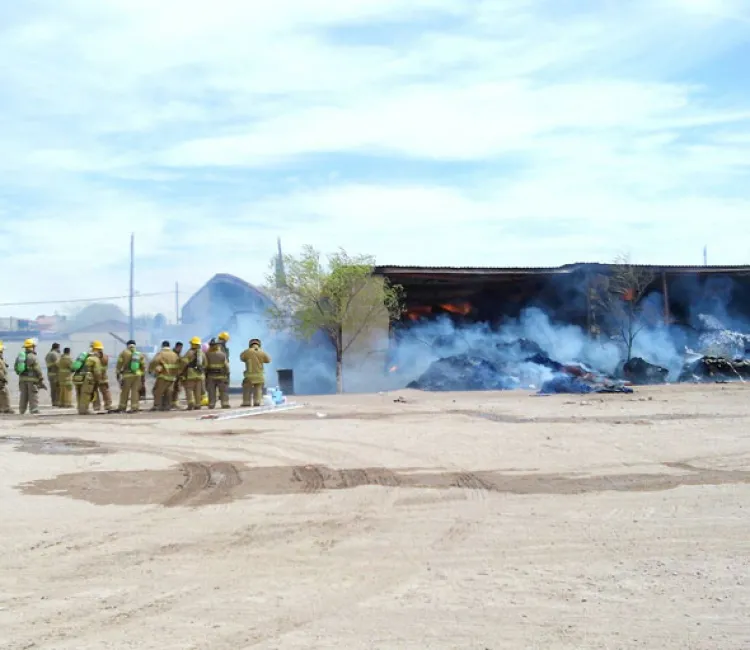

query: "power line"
xmin=0 ymin=291 xmax=173 ymax=308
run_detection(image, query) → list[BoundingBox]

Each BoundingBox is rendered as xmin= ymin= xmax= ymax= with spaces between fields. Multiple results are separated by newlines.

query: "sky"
xmin=1 ymin=0 xmax=750 ymax=319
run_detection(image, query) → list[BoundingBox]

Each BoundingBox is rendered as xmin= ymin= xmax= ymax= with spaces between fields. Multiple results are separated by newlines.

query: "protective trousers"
xmin=172 ymin=378 xmax=182 ymax=407
xmin=78 ymin=376 xmax=98 ymax=415
xmin=206 ymin=375 xmax=229 ymax=409
xmin=241 ymin=379 xmax=264 ymax=407
xmin=118 ymin=375 xmax=141 ymax=412
xmin=0 ymin=380 xmax=12 ymax=413
xmin=182 ymin=378 xmax=203 ymax=409
xmin=92 ymin=382 xmax=113 ymax=412
xmin=48 ymin=374 xmax=60 ymax=407
xmin=153 ymin=377 xmax=175 ymax=411
xmin=19 ymin=382 xmax=40 ymax=415
xmin=58 ymin=378 xmax=74 ymax=408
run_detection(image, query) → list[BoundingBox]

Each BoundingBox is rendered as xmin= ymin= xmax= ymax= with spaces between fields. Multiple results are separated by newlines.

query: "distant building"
xmin=181 ymin=273 xmax=276 ymax=337
xmin=65 ymin=319 xmax=150 ymax=356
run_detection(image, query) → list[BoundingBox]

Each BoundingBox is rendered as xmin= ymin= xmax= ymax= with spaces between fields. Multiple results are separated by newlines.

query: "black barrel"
xmin=277 ymin=369 xmax=295 ymax=395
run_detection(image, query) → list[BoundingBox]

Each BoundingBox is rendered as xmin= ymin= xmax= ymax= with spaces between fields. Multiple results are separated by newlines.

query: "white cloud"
xmin=1 ymin=0 xmax=750 ymax=318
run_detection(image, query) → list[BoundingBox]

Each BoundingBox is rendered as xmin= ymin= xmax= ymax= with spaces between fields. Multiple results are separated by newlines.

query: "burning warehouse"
xmin=374 ymin=262 xmax=750 ymax=331
xmin=374 ymin=262 xmax=750 ymax=393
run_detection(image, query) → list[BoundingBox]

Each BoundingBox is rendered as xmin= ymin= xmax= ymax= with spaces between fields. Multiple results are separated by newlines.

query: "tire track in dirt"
xmin=163 ymin=462 xmax=242 ymax=507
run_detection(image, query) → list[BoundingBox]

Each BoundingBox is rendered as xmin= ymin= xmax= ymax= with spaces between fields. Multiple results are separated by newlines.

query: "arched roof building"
xmin=181 ymin=273 xmax=276 ymax=336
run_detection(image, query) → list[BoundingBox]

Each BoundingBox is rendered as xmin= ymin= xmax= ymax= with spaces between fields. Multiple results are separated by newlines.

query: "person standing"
xmin=115 ymin=340 xmax=147 ymax=413
xmin=205 ymin=338 xmax=230 ymax=409
xmin=45 ymin=342 xmax=61 ymax=407
xmin=240 ymin=338 xmax=271 ymax=407
xmin=0 ymin=341 xmax=13 ymax=414
xmin=180 ymin=337 xmax=206 ymax=410
xmin=15 ymin=339 xmax=45 ymax=415
xmin=91 ymin=341 xmax=113 ymax=412
xmin=57 ymin=347 xmax=74 ymax=408
xmin=148 ymin=341 xmax=180 ymax=411
xmin=78 ymin=342 xmax=105 ymax=415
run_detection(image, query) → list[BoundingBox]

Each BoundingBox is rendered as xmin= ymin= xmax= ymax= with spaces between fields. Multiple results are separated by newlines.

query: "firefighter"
xmin=181 ymin=337 xmax=206 ymax=410
xmin=218 ymin=331 xmax=230 ymax=357
xmin=240 ymin=338 xmax=271 ymax=407
xmin=172 ymin=341 xmax=184 ymax=409
xmin=57 ymin=347 xmax=74 ymax=408
xmin=205 ymin=338 xmax=230 ymax=409
xmin=45 ymin=342 xmax=61 ymax=407
xmin=115 ymin=340 xmax=147 ymax=413
xmin=148 ymin=340 xmax=180 ymax=411
xmin=0 ymin=341 xmax=13 ymax=414
xmin=78 ymin=342 xmax=105 ymax=415
xmin=15 ymin=339 xmax=45 ymax=415
xmin=91 ymin=341 xmax=113 ymax=412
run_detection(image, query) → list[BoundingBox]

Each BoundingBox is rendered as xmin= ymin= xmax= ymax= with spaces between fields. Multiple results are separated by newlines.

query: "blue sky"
xmin=1 ymin=0 xmax=750 ymax=318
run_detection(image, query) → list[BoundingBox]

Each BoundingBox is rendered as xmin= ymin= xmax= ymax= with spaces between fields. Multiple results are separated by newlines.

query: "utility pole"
xmin=175 ymin=281 xmax=179 ymax=324
xmin=129 ymin=233 xmax=135 ymax=341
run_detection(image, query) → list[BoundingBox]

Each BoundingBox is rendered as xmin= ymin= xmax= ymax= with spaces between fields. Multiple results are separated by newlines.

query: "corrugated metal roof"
xmin=374 ymin=262 xmax=750 ymax=275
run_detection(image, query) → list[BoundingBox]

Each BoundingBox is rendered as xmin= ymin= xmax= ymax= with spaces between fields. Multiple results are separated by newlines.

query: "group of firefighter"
xmin=0 ymin=332 xmax=272 ymax=415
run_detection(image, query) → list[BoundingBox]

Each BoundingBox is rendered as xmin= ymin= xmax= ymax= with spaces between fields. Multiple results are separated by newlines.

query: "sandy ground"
xmin=1 ymin=384 xmax=750 ymax=649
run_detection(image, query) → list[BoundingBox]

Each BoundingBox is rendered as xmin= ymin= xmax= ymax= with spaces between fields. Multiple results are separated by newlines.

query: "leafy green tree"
xmin=266 ymin=246 xmax=404 ymax=393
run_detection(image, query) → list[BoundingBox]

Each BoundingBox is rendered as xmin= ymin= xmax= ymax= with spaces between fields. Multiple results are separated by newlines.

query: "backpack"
xmin=130 ymin=351 xmax=142 ymax=373
xmin=15 ymin=351 xmax=27 ymax=374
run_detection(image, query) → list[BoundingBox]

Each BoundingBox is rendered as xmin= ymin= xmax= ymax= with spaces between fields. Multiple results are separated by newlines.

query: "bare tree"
xmin=595 ymin=254 xmax=656 ymax=360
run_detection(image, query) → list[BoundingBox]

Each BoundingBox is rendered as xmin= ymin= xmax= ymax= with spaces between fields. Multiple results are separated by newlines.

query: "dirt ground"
xmin=1 ymin=384 xmax=749 ymax=649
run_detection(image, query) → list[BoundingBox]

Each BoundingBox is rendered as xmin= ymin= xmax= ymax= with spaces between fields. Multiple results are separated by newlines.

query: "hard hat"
xmin=0 ymin=341 xmax=4 ymax=351
xmin=218 ymin=332 xmax=230 ymax=341
xmin=190 ymin=336 xmax=201 ymax=345
xmin=208 ymin=338 xmax=217 ymax=346
xmin=23 ymin=338 xmax=35 ymax=348
xmin=91 ymin=340 xmax=104 ymax=350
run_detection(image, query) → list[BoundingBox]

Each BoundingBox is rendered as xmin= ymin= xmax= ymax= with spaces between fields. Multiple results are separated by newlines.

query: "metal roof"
xmin=374 ymin=262 xmax=750 ymax=276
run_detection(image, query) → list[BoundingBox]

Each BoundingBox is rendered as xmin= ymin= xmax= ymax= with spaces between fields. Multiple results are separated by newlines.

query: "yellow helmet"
xmin=23 ymin=338 xmax=35 ymax=348
xmin=91 ymin=340 xmax=104 ymax=351
xmin=190 ymin=336 xmax=201 ymax=346
xmin=0 ymin=341 xmax=4 ymax=351
xmin=218 ymin=332 xmax=230 ymax=341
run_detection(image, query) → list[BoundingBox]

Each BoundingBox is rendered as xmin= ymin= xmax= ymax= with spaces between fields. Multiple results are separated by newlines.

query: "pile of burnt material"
xmin=622 ymin=357 xmax=669 ymax=385
xmin=538 ymin=375 xmax=633 ymax=395
xmin=406 ymin=353 xmax=517 ymax=391
xmin=407 ymin=342 xmax=633 ymax=394
xmin=679 ymin=356 xmax=750 ymax=383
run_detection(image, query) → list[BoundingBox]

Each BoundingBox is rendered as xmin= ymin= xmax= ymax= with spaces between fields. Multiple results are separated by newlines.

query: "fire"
xmin=439 ymin=301 xmax=471 ymax=315
xmin=405 ymin=305 xmax=432 ymax=321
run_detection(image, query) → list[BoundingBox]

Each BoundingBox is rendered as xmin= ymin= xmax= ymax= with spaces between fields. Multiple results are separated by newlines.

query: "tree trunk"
xmin=336 ymin=358 xmax=343 ymax=394
xmin=335 ymin=331 xmax=344 ymax=394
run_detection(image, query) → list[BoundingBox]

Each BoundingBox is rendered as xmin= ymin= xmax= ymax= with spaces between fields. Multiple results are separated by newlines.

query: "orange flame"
xmin=439 ymin=301 xmax=471 ymax=315
xmin=622 ymin=288 xmax=635 ymax=302
xmin=405 ymin=305 xmax=432 ymax=321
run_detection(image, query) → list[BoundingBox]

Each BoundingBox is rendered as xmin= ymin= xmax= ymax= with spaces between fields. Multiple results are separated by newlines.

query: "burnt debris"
xmin=679 ymin=356 xmax=750 ymax=383
xmin=623 ymin=357 xmax=669 ymax=385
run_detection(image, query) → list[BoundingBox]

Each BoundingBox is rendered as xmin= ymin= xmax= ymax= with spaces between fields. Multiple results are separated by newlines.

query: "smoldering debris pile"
xmin=407 ymin=344 xmax=633 ymax=395
xmin=623 ymin=357 xmax=669 ymax=385
xmin=399 ymin=308 xmax=750 ymax=394
xmin=679 ymin=357 xmax=750 ymax=383
xmin=405 ymin=354 xmax=517 ymax=392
